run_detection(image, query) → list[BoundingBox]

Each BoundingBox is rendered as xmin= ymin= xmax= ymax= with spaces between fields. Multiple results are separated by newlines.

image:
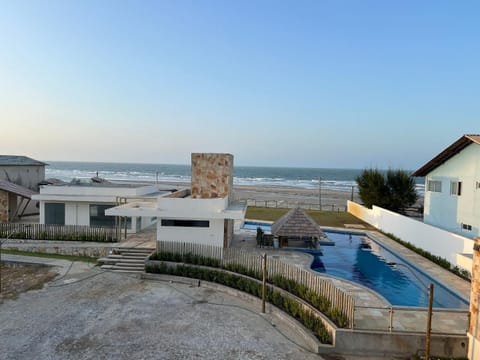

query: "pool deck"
xmin=232 ymin=227 xmax=471 ymax=335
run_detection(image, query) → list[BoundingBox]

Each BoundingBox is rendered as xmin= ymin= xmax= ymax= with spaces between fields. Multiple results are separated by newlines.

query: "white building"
xmin=413 ymin=134 xmax=480 ymax=239
xmin=33 ymin=180 xmax=170 ymax=233
xmin=106 ymin=153 xmax=246 ymax=248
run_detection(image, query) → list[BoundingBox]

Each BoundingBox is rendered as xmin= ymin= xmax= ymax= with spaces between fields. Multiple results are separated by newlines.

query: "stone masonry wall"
xmin=0 ymin=189 xmax=9 ymax=223
xmin=191 ymin=153 xmax=233 ymax=200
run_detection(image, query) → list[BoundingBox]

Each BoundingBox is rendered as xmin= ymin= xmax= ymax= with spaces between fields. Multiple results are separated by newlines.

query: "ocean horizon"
xmin=45 ymin=160 xmax=425 ymax=195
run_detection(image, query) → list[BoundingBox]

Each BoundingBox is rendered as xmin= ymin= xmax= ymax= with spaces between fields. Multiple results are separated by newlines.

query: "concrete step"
xmin=107 ymin=269 xmax=144 ymax=274
xmin=98 ymin=258 xmax=118 ymax=265
xmin=107 ymin=258 xmax=145 ymax=264
xmin=110 ymin=265 xmax=145 ymax=272
xmin=114 ymin=262 xmax=145 ymax=269
xmin=114 ymin=248 xmax=153 ymax=253
xmin=119 ymin=253 xmax=150 ymax=258
xmin=100 ymin=264 xmax=115 ymax=270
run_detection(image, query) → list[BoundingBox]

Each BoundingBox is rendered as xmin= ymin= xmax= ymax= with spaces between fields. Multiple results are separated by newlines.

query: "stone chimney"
xmin=191 ymin=153 xmax=233 ymax=200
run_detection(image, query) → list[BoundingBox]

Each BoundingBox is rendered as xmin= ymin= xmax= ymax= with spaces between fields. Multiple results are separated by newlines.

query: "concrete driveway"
xmin=0 ymin=268 xmax=323 ymax=360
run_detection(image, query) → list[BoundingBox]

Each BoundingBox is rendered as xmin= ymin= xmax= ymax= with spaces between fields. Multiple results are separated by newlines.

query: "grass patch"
xmin=2 ymin=249 xmax=97 ymax=263
xmin=245 ymin=206 xmax=372 ymax=228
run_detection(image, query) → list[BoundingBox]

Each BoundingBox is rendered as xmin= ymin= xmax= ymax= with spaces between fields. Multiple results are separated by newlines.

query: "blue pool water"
xmin=312 ymin=231 xmax=468 ymax=308
xmin=242 ymin=222 xmax=468 ymax=308
xmin=242 ymin=221 xmax=272 ymax=232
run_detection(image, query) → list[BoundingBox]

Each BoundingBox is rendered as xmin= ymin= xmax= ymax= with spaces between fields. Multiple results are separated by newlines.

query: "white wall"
xmin=157 ymin=218 xmax=225 ymax=247
xmin=348 ymin=201 xmax=474 ymax=269
xmin=65 ymin=203 xmax=90 ymax=226
xmin=40 ymin=200 xmax=144 ymax=233
xmin=423 ymin=143 xmax=480 ymax=239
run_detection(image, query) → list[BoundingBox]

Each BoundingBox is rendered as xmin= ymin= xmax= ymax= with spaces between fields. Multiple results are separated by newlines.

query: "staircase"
xmin=98 ymin=247 xmax=153 ymax=273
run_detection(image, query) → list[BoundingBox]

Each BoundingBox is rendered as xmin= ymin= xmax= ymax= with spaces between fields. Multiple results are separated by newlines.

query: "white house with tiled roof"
xmin=413 ymin=134 xmax=480 ymax=239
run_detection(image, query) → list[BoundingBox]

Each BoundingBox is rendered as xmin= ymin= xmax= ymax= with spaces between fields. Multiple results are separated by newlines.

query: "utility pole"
xmin=351 ymin=185 xmax=355 ymax=202
xmin=318 ymin=177 xmax=322 ymax=211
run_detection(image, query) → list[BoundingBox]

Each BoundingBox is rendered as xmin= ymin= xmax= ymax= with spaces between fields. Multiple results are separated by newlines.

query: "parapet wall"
xmin=347 ymin=200 xmax=473 ymax=269
xmin=191 ymin=153 xmax=233 ymax=200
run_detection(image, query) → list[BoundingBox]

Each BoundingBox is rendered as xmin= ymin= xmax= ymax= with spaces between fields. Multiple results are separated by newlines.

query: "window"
xmin=427 ymin=180 xmax=442 ymax=192
xmin=450 ymin=181 xmax=462 ymax=196
xmin=45 ymin=203 xmax=65 ymax=225
xmin=462 ymin=223 xmax=472 ymax=231
xmin=161 ymin=219 xmax=210 ymax=227
xmin=476 ymin=181 xmax=480 ymax=189
xmin=89 ymin=204 xmax=121 ymax=228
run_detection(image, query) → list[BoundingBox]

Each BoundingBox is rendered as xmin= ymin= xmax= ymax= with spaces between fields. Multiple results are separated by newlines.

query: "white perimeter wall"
xmin=348 ymin=201 xmax=474 ymax=269
xmin=157 ymin=218 xmax=225 ymax=247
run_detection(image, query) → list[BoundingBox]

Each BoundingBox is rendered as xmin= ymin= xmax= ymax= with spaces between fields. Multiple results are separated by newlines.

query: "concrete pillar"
xmin=0 ymin=189 xmax=9 ymax=223
xmin=468 ymin=238 xmax=480 ymax=359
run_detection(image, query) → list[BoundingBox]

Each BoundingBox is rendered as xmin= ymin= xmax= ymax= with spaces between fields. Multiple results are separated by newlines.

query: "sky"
xmin=0 ymin=0 xmax=479 ymax=169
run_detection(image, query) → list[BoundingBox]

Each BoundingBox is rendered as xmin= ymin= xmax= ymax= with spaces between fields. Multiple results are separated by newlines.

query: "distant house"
xmin=0 ymin=155 xmax=46 ymax=223
xmin=412 ymin=134 xmax=480 ymax=239
xmin=106 ymin=153 xmax=247 ymax=247
xmin=32 ymin=179 xmax=165 ymax=233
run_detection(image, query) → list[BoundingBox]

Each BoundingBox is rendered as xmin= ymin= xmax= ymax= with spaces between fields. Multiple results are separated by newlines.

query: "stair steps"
xmin=99 ymin=247 xmax=154 ymax=273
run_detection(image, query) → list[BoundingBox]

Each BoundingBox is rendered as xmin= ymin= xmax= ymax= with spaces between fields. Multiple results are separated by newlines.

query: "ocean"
xmin=45 ymin=161 xmax=425 ymax=195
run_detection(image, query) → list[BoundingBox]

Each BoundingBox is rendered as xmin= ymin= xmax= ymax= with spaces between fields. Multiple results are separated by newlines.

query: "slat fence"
xmin=157 ymin=241 xmax=355 ymax=327
xmin=0 ymin=223 xmax=116 ymax=242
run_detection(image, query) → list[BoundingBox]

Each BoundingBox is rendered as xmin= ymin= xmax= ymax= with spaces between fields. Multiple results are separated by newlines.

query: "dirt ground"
xmin=0 ymin=268 xmax=324 ymax=360
xmin=0 ymin=262 xmax=58 ymax=301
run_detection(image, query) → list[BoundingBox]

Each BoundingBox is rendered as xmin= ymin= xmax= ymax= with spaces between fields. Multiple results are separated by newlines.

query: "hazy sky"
xmin=1 ymin=1 xmax=478 ymax=169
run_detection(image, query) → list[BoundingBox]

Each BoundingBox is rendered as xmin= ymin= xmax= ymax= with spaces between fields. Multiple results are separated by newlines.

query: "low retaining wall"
xmin=327 ymin=329 xmax=468 ymax=359
xmin=141 ymin=272 xmax=326 ymax=354
xmin=3 ymin=240 xmax=111 ymax=258
xmin=145 ymin=259 xmax=337 ymax=342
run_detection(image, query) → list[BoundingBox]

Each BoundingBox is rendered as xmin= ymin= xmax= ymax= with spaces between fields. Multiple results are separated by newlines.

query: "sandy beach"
xmin=154 ymin=181 xmax=423 ymax=211
xmin=155 ymin=181 xmax=360 ymax=211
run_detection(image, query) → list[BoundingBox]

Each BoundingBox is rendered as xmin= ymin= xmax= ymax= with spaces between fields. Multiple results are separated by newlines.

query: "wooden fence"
xmin=0 ymin=223 xmax=117 ymax=242
xmin=157 ymin=241 xmax=355 ymax=327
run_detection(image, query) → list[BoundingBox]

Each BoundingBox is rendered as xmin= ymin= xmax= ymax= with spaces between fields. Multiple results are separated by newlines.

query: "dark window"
xmin=161 ymin=219 xmax=210 ymax=227
xmin=450 ymin=181 xmax=462 ymax=196
xmin=462 ymin=223 xmax=472 ymax=231
xmin=45 ymin=203 xmax=65 ymax=225
xmin=90 ymin=204 xmax=117 ymax=227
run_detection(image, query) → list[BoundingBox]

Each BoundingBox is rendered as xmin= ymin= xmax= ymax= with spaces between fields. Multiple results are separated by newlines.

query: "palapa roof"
xmin=412 ymin=134 xmax=480 ymax=177
xmin=0 ymin=180 xmax=37 ymax=199
xmin=271 ymin=207 xmax=326 ymax=239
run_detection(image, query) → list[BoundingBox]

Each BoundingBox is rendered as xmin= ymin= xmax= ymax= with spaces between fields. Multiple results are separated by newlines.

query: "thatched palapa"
xmin=271 ymin=207 xmax=326 ymax=239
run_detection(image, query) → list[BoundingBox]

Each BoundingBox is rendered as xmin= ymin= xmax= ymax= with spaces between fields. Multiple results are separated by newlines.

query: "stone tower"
xmin=191 ymin=153 xmax=233 ymax=200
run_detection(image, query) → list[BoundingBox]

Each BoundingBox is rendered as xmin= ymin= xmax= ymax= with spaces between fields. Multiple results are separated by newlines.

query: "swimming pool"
xmin=311 ymin=231 xmax=468 ymax=309
xmin=242 ymin=221 xmax=468 ymax=308
xmin=242 ymin=221 xmax=272 ymax=232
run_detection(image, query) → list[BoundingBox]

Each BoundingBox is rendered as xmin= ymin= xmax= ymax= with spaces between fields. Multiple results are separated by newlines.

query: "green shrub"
xmin=147 ymin=253 xmax=350 ymax=328
xmin=382 ymin=232 xmax=471 ymax=282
